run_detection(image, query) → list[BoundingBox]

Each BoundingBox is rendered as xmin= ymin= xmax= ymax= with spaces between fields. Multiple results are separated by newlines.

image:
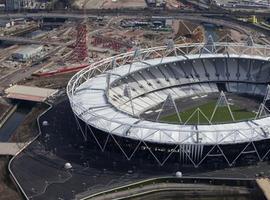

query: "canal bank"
xmin=0 ymin=104 xmax=17 ymax=129
xmin=0 ymin=101 xmax=34 ymax=200
xmin=79 ymin=177 xmax=263 ymax=200
xmin=0 ymin=102 xmax=34 ymax=142
xmin=0 ymin=101 xmax=50 ymax=200
xmin=9 ymin=102 xmax=49 ymax=143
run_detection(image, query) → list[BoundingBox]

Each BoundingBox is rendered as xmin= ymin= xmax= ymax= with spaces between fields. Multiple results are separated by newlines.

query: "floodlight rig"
xmin=156 ymin=94 xmax=182 ymax=123
xmin=256 ymin=85 xmax=270 ymax=119
xmin=210 ymin=91 xmax=235 ymax=122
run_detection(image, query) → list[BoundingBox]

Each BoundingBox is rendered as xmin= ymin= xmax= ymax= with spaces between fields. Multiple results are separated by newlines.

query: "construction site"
xmin=72 ymin=0 xmax=192 ymax=9
xmin=0 ymin=5 xmax=268 ymax=198
xmin=0 ymin=17 xmax=206 ymax=90
xmin=0 ymin=13 xmax=269 ymax=126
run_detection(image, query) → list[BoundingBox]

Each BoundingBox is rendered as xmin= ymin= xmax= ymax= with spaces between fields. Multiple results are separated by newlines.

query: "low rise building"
xmin=11 ymin=45 xmax=43 ymax=62
xmin=0 ymin=20 xmax=14 ymax=28
xmin=5 ymin=0 xmax=21 ymax=10
xmin=6 ymin=0 xmax=52 ymax=10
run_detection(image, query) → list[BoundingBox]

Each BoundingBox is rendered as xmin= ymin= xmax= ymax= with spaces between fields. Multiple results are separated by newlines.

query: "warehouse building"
xmin=12 ymin=45 xmax=43 ymax=62
xmin=5 ymin=0 xmax=21 ymax=11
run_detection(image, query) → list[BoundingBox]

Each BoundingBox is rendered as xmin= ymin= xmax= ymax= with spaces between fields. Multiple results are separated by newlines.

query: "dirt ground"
xmin=174 ymin=20 xmax=204 ymax=43
xmin=102 ymin=0 xmax=146 ymax=9
xmin=217 ymin=28 xmax=247 ymax=43
xmin=73 ymin=0 xmax=146 ymax=9
xmin=18 ymin=72 xmax=75 ymax=90
xmin=0 ymin=156 xmax=23 ymax=200
xmin=229 ymin=29 xmax=248 ymax=42
xmin=73 ymin=0 xmax=105 ymax=9
xmin=0 ymin=103 xmax=10 ymax=118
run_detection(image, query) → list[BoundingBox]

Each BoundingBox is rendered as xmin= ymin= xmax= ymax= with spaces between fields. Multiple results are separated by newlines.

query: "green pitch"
xmin=160 ymin=101 xmax=256 ymax=124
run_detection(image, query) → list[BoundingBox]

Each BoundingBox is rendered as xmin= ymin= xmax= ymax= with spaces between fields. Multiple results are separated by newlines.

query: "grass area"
xmin=160 ymin=101 xmax=256 ymax=124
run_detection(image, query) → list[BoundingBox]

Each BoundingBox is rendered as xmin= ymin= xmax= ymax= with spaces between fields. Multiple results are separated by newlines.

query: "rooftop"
xmin=13 ymin=45 xmax=43 ymax=54
xmin=5 ymin=85 xmax=58 ymax=102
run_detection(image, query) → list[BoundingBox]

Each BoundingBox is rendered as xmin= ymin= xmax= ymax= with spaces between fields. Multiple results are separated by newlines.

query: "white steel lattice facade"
xmin=67 ymin=42 xmax=270 ymax=167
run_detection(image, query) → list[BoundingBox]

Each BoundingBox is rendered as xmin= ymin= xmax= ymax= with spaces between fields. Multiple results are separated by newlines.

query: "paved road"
xmin=0 ymin=9 xmax=269 ymax=19
xmin=0 ymin=12 xmax=266 ymax=20
xmin=0 ymin=66 xmax=42 ymax=92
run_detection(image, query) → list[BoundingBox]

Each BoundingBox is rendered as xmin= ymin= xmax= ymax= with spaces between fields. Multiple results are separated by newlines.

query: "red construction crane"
xmin=72 ymin=23 xmax=88 ymax=62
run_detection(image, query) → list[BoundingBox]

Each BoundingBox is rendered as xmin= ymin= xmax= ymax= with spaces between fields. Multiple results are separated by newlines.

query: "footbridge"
xmin=256 ymin=178 xmax=270 ymax=200
xmin=0 ymin=142 xmax=26 ymax=156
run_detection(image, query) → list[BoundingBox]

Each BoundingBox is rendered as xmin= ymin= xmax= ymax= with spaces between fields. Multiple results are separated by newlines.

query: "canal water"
xmin=0 ymin=103 xmax=33 ymax=142
xmin=203 ymin=23 xmax=220 ymax=42
xmin=196 ymin=23 xmax=221 ymax=54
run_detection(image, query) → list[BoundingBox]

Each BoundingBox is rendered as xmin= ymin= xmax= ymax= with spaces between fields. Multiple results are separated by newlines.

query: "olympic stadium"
xmin=67 ymin=37 xmax=270 ymax=168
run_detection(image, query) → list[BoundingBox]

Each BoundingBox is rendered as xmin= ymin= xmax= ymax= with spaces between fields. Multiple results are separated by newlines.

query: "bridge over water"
xmin=0 ymin=142 xmax=25 ymax=155
xmin=256 ymin=178 xmax=270 ymax=200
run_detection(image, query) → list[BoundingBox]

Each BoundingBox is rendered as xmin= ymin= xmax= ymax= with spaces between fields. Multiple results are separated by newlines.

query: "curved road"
xmin=82 ymin=182 xmax=251 ymax=200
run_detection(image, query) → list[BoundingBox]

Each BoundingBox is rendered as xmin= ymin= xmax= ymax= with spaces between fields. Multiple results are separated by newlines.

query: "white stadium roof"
xmin=68 ymin=42 xmax=270 ymax=145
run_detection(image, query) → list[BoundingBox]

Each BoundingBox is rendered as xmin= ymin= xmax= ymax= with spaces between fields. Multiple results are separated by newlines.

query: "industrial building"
xmin=213 ymin=0 xmax=270 ymax=9
xmin=0 ymin=20 xmax=14 ymax=28
xmin=5 ymin=0 xmax=21 ymax=10
xmin=5 ymin=85 xmax=58 ymax=102
xmin=5 ymin=0 xmax=50 ymax=10
xmin=146 ymin=0 xmax=166 ymax=8
xmin=120 ymin=18 xmax=171 ymax=30
xmin=11 ymin=45 xmax=43 ymax=62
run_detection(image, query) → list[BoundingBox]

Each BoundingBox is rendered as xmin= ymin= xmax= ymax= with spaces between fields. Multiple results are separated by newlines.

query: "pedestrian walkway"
xmin=256 ymin=178 xmax=270 ymax=200
xmin=0 ymin=142 xmax=25 ymax=155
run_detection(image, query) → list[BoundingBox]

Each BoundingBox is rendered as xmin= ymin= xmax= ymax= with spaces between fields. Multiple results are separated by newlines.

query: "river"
xmin=203 ymin=23 xmax=220 ymax=42
xmin=0 ymin=103 xmax=33 ymax=142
